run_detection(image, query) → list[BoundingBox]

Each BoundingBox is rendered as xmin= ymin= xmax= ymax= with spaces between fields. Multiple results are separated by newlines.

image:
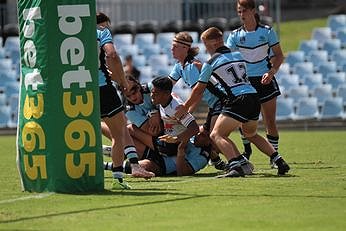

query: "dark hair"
xmin=237 ymin=0 xmax=255 ymax=10
xmin=151 ymin=76 xmax=173 ymax=92
xmin=96 ymin=12 xmax=110 ymax=24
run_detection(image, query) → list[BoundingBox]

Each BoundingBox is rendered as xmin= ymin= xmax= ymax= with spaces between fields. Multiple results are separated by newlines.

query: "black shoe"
xmin=210 ymin=159 xmax=227 ymax=170
xmin=275 ymin=158 xmax=290 ymax=175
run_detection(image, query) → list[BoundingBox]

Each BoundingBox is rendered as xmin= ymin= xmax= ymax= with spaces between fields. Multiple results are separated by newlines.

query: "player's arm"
xmin=176 ymin=141 xmax=194 ymax=176
xmin=103 ymin=43 xmax=129 ymax=90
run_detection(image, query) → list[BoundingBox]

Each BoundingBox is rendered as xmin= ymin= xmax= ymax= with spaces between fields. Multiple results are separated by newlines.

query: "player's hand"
xmin=159 ymin=134 xmax=178 ymax=143
xmin=261 ymin=68 xmax=275 ymax=85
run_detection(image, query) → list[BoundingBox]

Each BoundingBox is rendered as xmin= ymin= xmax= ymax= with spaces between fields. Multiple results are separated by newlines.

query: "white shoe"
xmin=102 ymin=145 xmax=112 ymax=157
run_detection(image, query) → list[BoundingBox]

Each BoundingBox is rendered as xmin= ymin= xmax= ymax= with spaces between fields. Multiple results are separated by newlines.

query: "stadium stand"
xmin=295 ymin=97 xmax=320 ymax=120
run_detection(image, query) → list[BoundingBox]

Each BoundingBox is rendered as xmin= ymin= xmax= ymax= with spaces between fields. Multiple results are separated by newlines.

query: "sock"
xmin=103 ymin=161 xmax=113 ymax=170
xmin=112 ymin=165 xmax=124 ymax=182
xmin=123 ymin=160 xmax=132 ymax=174
xmin=124 ymin=145 xmax=139 ymax=164
xmin=239 ymin=128 xmax=252 ymax=154
xmin=270 ymin=152 xmax=282 ymax=163
xmin=267 ymin=134 xmax=279 ymax=151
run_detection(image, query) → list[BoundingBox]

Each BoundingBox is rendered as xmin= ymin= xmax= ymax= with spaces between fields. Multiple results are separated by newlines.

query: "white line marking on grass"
xmin=0 ymin=193 xmax=54 ymax=204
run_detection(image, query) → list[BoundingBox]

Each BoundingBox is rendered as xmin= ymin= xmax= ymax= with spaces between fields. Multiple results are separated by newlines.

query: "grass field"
xmin=1 ymin=130 xmax=345 ymax=231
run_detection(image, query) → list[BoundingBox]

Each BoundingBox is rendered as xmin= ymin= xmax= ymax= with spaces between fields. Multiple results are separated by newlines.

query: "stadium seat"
xmin=132 ymin=54 xmax=147 ymax=67
xmin=301 ymin=73 xmax=324 ymax=91
xmin=276 ymin=97 xmax=295 ymax=121
xmin=113 ymin=34 xmax=133 ymax=46
xmin=286 ymin=85 xmax=310 ymax=105
xmin=148 ymin=54 xmax=170 ymax=75
xmin=293 ymin=62 xmax=315 ymax=76
xmin=317 ymin=61 xmax=338 ymax=78
xmin=279 ymin=74 xmax=300 ymax=90
xmin=204 ymin=17 xmax=228 ymax=32
xmin=311 ymin=27 xmax=333 ymax=44
xmin=335 ymin=28 xmax=346 ymax=47
xmin=299 ymin=39 xmax=319 ymax=54
xmin=0 ymin=87 xmax=6 ymax=106
xmin=330 ymin=50 xmax=346 ymax=67
xmin=160 ymin=20 xmax=183 ymax=33
xmin=195 ymin=42 xmax=207 ymax=54
xmin=295 ymin=97 xmax=320 ymax=120
xmin=312 ymin=84 xmax=333 ymax=105
xmin=138 ymin=66 xmax=153 ymax=83
xmin=322 ymin=39 xmax=342 ymax=55
xmin=117 ymin=44 xmax=139 ymax=58
xmin=0 ymin=105 xmax=11 ymax=128
xmin=156 ymin=32 xmax=175 ymax=51
xmin=5 ymin=81 xmax=19 ymax=98
xmin=285 ymin=51 xmax=305 ymax=66
xmin=112 ymin=21 xmax=136 ymax=35
xmin=320 ymin=97 xmax=345 ymax=119
xmin=326 ymin=72 xmax=346 ymax=90
xmin=196 ymin=53 xmax=210 ymax=63
xmin=336 ymin=84 xmax=346 ymax=106
xmin=134 ymin=33 xmax=155 ymax=46
xmin=136 ymin=20 xmax=159 ymax=34
xmin=0 ymin=47 xmax=6 ymax=59
xmin=276 ymin=63 xmax=291 ymax=77
xmin=0 ymin=58 xmax=13 ymax=71
xmin=4 ymin=36 xmax=20 ymax=53
xmin=307 ymin=50 xmax=329 ymax=67
xmin=141 ymin=44 xmax=161 ymax=59
xmin=327 ymin=15 xmax=346 ymax=33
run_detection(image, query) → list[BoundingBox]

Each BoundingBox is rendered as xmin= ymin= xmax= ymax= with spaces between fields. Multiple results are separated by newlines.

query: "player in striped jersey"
xmin=177 ymin=27 xmax=289 ymax=176
xmin=226 ymin=0 xmax=285 ymax=167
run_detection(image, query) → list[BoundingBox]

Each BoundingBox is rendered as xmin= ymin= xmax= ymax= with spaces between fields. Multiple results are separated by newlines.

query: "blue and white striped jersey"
xmin=226 ymin=24 xmax=279 ymax=77
xmin=200 ymin=46 xmax=256 ymax=99
xmin=97 ymin=27 xmax=113 ymax=86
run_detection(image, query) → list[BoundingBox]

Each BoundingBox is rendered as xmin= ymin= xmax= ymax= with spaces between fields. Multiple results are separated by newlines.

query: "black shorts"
xmin=99 ymin=84 xmax=124 ymax=118
xmin=203 ymin=99 xmax=223 ymax=131
xmin=249 ymin=76 xmax=281 ymax=104
xmin=221 ymin=93 xmax=261 ymax=123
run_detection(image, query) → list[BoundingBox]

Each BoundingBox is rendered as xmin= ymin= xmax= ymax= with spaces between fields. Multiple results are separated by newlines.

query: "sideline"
xmin=0 ymin=193 xmax=54 ymax=205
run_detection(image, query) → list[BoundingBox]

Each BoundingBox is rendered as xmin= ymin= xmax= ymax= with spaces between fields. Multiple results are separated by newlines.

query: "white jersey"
xmin=159 ymin=94 xmax=195 ymax=137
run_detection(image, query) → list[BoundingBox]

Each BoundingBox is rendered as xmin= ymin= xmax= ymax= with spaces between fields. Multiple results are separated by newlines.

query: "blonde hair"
xmin=201 ymin=27 xmax=223 ymax=41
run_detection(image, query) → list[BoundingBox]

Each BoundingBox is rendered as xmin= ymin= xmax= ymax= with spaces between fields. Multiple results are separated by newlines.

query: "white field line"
xmin=0 ymin=193 xmax=54 ymax=205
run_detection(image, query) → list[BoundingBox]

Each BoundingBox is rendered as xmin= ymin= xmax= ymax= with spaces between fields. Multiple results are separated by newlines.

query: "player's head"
xmin=237 ymin=0 xmax=257 ymax=23
xmin=171 ymin=32 xmax=199 ymax=63
xmin=151 ymin=76 xmax=173 ymax=105
xmin=201 ymin=27 xmax=224 ymax=55
xmin=96 ymin=11 xmax=111 ymax=30
xmin=124 ymin=74 xmax=143 ymax=105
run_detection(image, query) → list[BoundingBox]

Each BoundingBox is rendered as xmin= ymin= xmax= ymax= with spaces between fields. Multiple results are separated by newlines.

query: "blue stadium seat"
xmin=141 ymin=44 xmax=161 ymax=59
xmin=278 ymin=74 xmax=300 ymax=90
xmin=295 ymin=97 xmax=320 ymax=120
xmin=335 ymin=28 xmax=346 ymax=47
xmin=5 ymin=81 xmax=19 ymax=97
xmin=117 ymin=44 xmax=139 ymax=57
xmin=286 ymin=85 xmax=310 ymax=105
xmin=4 ymin=36 xmax=20 ymax=53
xmin=0 ymin=105 xmax=11 ymax=128
xmin=307 ymin=50 xmax=329 ymax=67
xmin=317 ymin=61 xmax=338 ymax=78
xmin=336 ymin=84 xmax=346 ymax=106
xmin=113 ymin=34 xmax=133 ymax=46
xmin=293 ymin=62 xmax=315 ymax=76
xmin=196 ymin=53 xmax=210 ymax=63
xmin=320 ymin=97 xmax=345 ymax=119
xmin=327 ymin=15 xmax=346 ymax=33
xmin=134 ymin=33 xmax=155 ymax=46
xmin=137 ymin=66 xmax=153 ymax=83
xmin=330 ymin=50 xmax=346 ymax=67
xmin=312 ymin=84 xmax=333 ymax=106
xmin=276 ymin=63 xmax=291 ymax=77
xmin=195 ymin=42 xmax=207 ymax=54
xmin=156 ymin=32 xmax=175 ymax=51
xmin=322 ymin=39 xmax=342 ymax=55
xmin=326 ymin=72 xmax=346 ymax=90
xmin=299 ymin=40 xmax=319 ymax=54
xmin=0 ymin=87 xmax=6 ymax=106
xmin=311 ymin=27 xmax=333 ymax=44
xmin=149 ymin=54 xmax=170 ymax=76
xmin=0 ymin=58 xmax=13 ymax=71
xmin=132 ymin=54 xmax=147 ymax=67
xmin=276 ymin=97 xmax=295 ymax=121
xmin=285 ymin=51 xmax=305 ymax=66
xmin=302 ymin=73 xmax=324 ymax=91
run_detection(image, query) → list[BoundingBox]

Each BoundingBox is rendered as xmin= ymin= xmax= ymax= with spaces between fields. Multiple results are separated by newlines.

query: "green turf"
xmin=1 ymin=131 xmax=345 ymax=230
xmin=279 ymin=18 xmax=328 ymax=54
